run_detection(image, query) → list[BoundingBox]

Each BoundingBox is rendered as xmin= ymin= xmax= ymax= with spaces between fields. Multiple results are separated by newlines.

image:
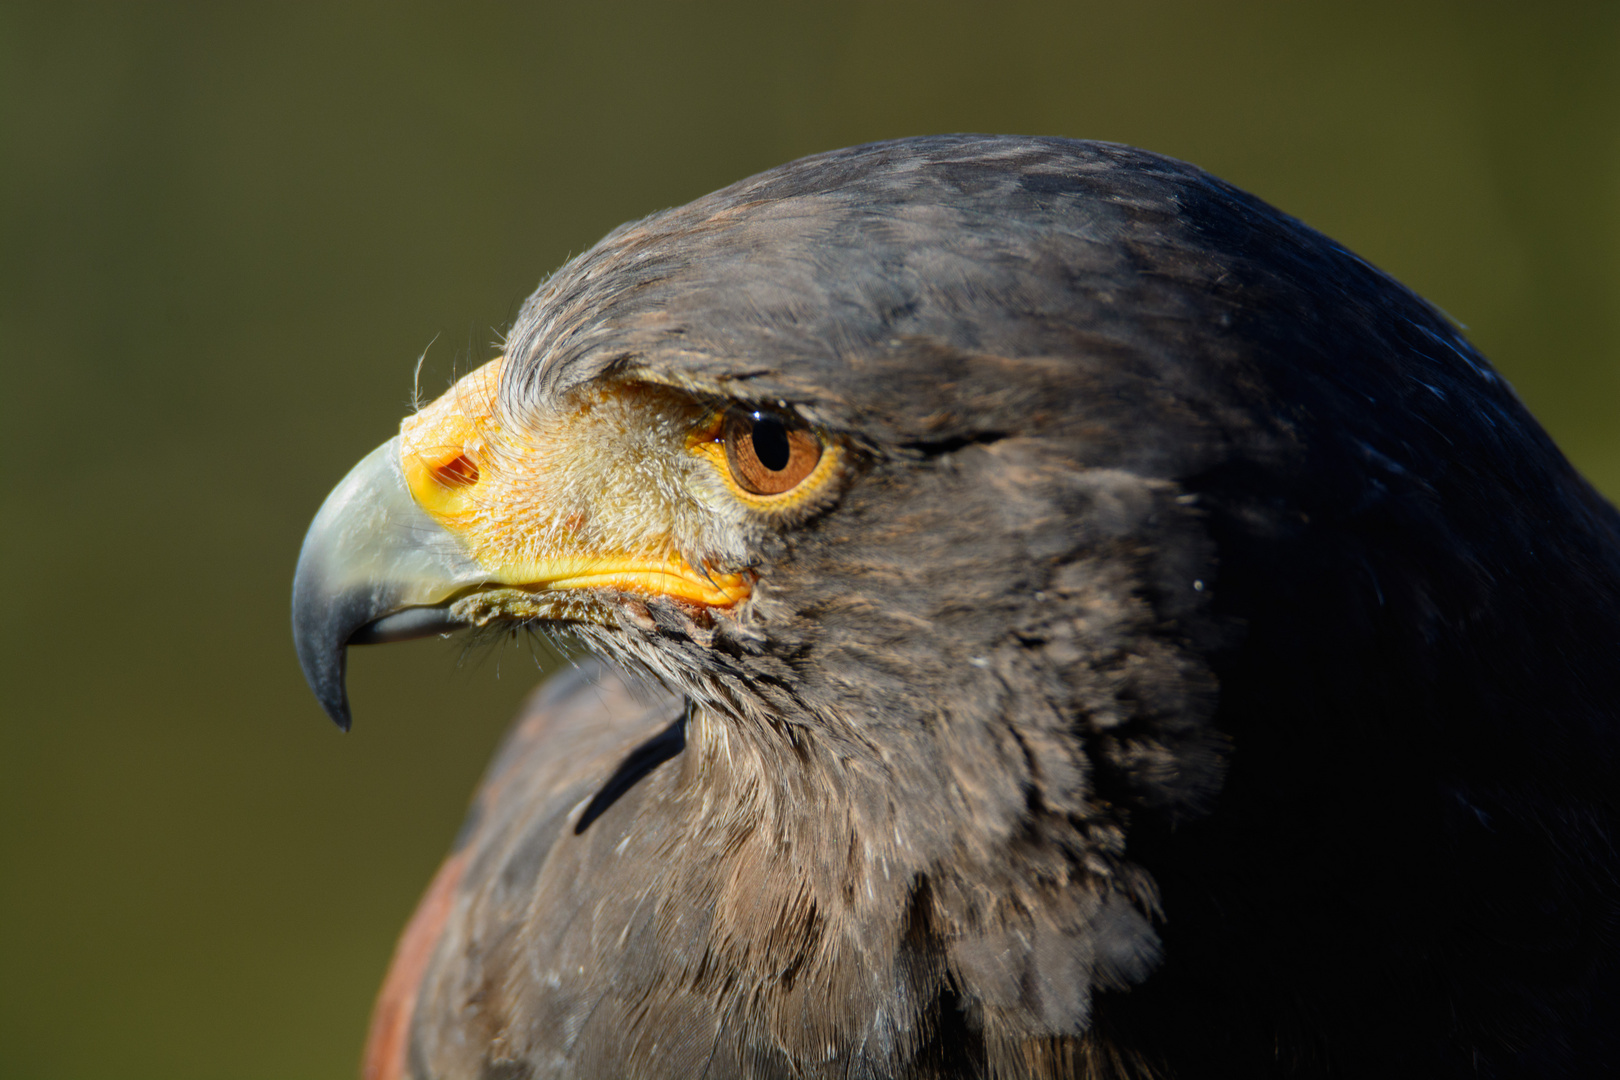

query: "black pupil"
xmin=749 ymin=413 xmax=792 ymax=471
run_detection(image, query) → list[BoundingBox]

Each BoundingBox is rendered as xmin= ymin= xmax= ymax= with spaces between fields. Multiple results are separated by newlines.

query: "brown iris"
xmin=723 ymin=411 xmax=822 ymax=496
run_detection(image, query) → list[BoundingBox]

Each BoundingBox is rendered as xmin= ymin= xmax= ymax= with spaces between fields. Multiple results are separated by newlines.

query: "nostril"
xmin=431 ymin=452 xmax=480 ymax=488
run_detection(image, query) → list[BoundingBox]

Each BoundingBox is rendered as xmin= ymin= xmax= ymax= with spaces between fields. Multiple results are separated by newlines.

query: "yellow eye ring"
xmin=688 ymin=408 xmax=842 ymax=512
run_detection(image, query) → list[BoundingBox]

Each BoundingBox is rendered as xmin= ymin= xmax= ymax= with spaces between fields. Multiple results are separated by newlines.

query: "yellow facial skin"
xmin=398 ymin=356 xmax=753 ymax=612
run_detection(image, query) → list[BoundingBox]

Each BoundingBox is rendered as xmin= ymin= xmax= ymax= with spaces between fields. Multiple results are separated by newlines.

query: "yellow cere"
xmin=398 ymin=356 xmax=752 ymax=610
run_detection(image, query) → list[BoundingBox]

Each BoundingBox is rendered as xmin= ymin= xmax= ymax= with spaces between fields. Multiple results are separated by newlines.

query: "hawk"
xmin=293 ymin=136 xmax=1620 ymax=1078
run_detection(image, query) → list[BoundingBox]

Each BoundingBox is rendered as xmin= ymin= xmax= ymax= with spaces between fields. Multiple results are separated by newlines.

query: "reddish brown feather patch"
xmin=362 ymin=850 xmax=468 ymax=1080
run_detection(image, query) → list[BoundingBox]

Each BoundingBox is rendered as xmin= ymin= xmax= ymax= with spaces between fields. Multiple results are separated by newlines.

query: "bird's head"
xmin=295 ymin=139 xmax=1234 ymax=773
xmin=293 ymin=139 xmax=1256 ymax=1039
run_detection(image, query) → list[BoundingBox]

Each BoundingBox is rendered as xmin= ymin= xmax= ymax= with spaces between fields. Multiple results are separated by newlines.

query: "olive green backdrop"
xmin=2 ymin=2 xmax=1616 ymax=1077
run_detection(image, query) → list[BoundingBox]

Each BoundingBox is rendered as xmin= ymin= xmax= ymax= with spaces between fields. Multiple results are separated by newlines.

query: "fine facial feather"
xmin=325 ymin=137 xmax=1620 ymax=1079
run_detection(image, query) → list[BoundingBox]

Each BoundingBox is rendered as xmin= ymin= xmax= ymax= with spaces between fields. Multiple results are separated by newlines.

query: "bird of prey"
xmin=292 ymin=136 xmax=1620 ymax=1079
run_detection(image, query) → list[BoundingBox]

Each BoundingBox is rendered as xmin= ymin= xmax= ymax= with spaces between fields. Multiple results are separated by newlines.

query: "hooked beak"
xmin=291 ymin=437 xmax=488 ymax=730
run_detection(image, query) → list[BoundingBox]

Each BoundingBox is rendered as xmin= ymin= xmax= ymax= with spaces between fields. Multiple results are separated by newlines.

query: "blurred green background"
xmin=2 ymin=2 xmax=1616 ymax=1077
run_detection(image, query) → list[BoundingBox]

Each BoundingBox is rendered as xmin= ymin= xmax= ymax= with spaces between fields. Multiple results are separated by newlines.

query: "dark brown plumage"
xmin=294 ymin=136 xmax=1620 ymax=1079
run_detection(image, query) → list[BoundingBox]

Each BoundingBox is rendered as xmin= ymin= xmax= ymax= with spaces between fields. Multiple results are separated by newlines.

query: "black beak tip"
xmin=292 ymin=581 xmax=359 ymax=732
xmin=324 ymin=692 xmax=354 ymax=733
xmin=293 ymin=625 xmax=355 ymax=731
xmin=293 ymin=587 xmax=466 ymax=731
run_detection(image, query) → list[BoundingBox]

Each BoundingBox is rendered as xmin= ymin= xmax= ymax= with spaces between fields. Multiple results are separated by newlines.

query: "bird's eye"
xmin=723 ymin=411 xmax=822 ymax=496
